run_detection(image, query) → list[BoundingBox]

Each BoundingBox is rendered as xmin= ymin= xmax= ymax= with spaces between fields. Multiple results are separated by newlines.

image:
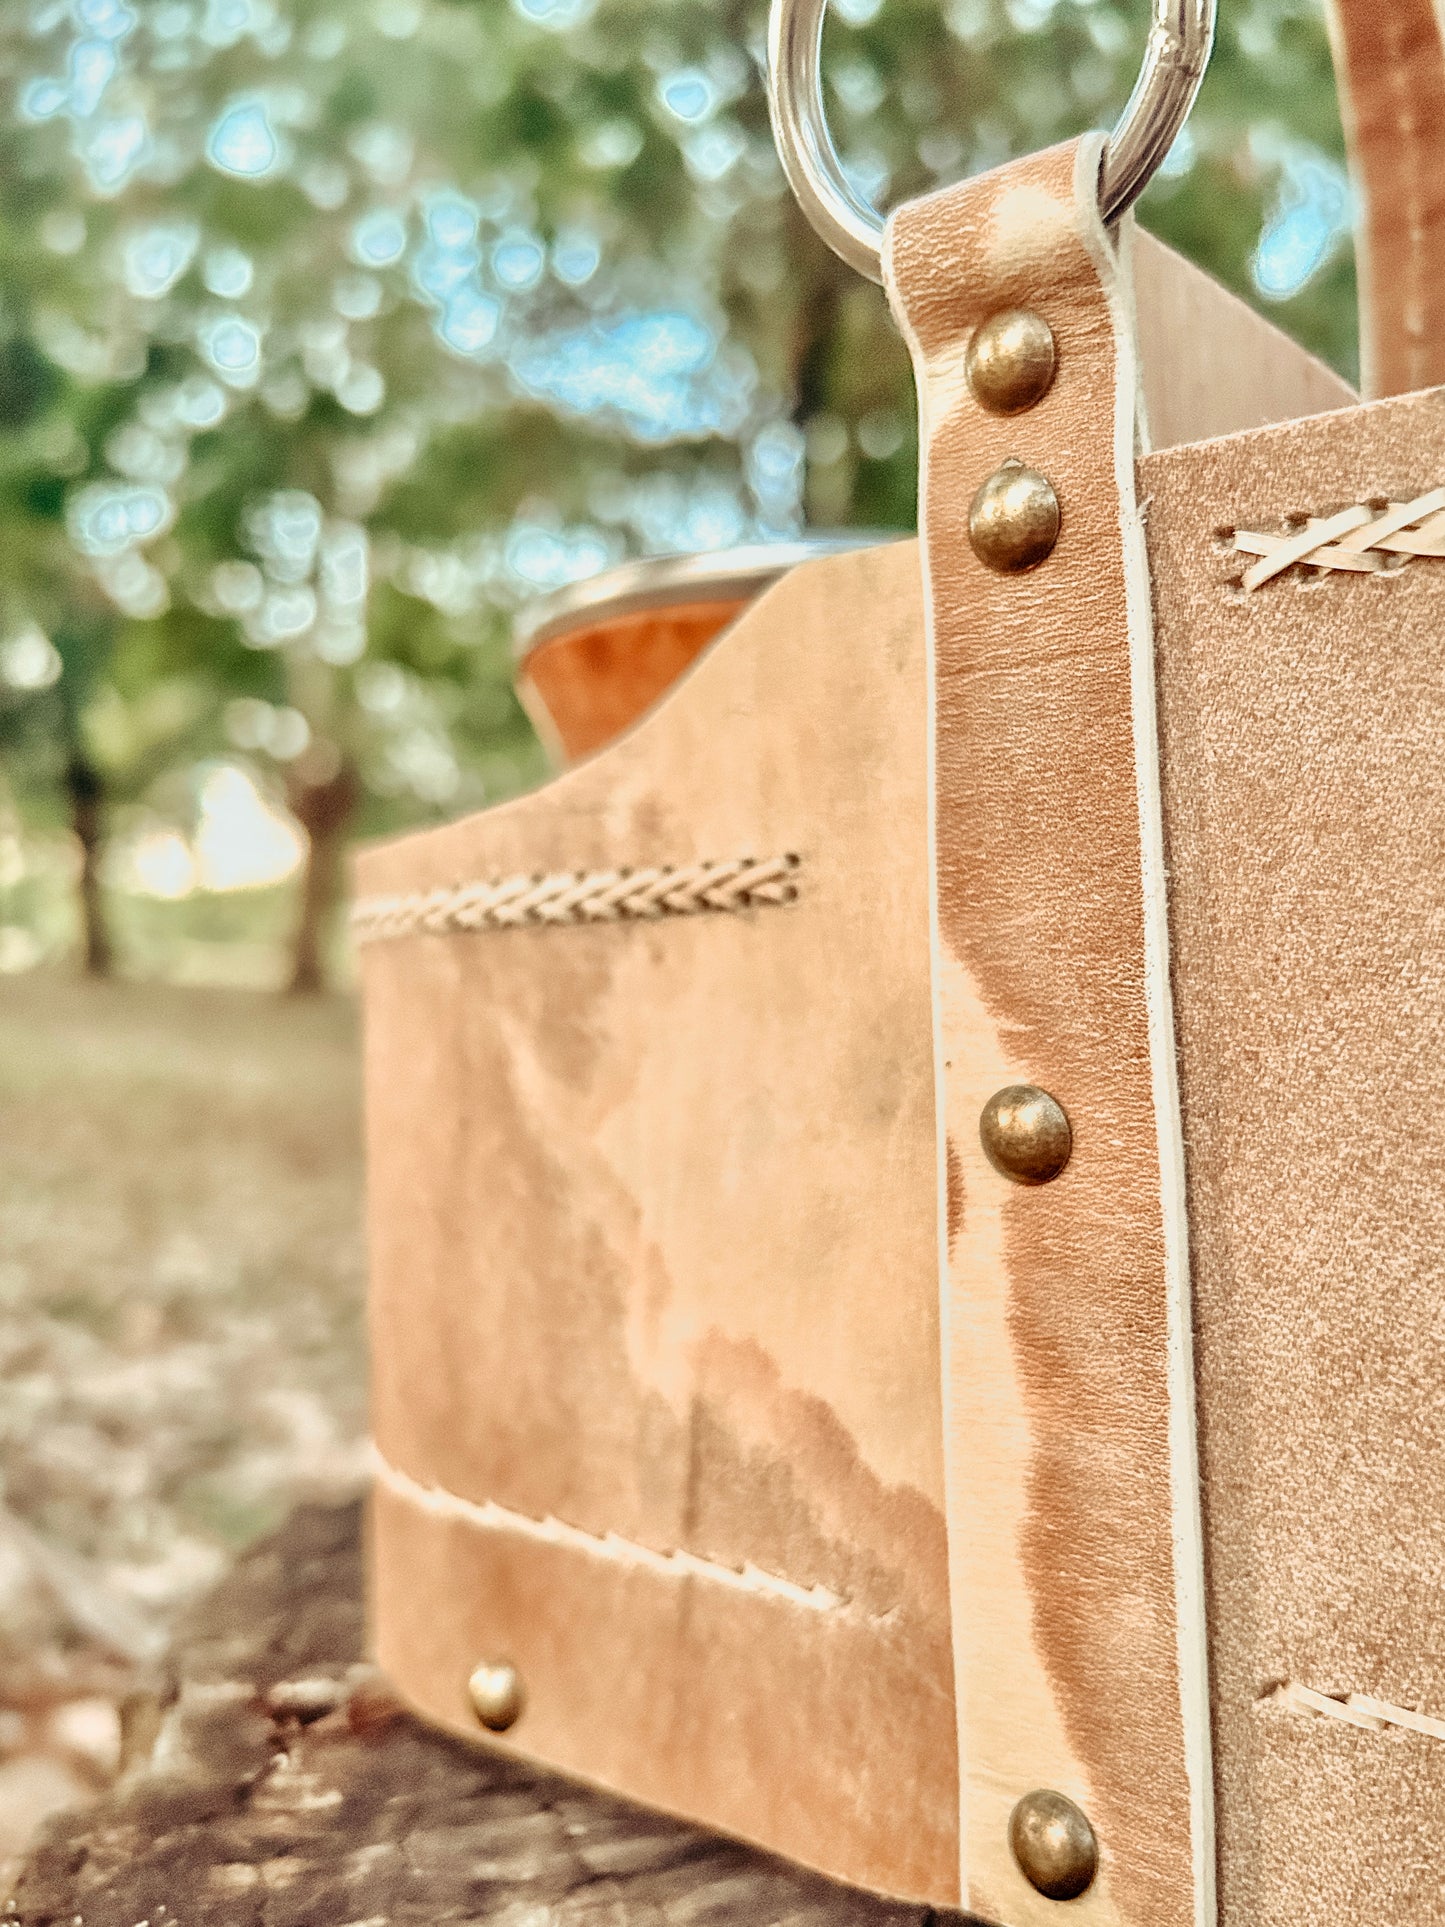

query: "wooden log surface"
xmin=4 ymin=1502 xmax=972 ymax=1927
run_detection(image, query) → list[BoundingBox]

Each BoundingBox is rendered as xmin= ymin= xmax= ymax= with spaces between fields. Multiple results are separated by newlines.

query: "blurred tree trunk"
xmin=286 ymin=754 xmax=360 ymax=996
xmin=788 ymin=212 xmax=849 ymax=428
xmin=64 ymin=752 xmax=111 ymax=978
xmin=54 ymin=609 xmax=118 ymax=979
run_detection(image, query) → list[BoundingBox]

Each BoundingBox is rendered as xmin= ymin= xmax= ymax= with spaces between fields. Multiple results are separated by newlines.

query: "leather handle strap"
xmin=1326 ymin=0 xmax=1445 ymax=396
xmin=884 ymin=139 xmax=1213 ymax=1927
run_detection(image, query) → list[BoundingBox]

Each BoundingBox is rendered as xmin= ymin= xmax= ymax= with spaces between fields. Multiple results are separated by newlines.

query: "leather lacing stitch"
xmin=371 ymin=1448 xmax=845 ymax=1614
xmin=352 ymin=853 xmax=800 ymax=944
xmin=1232 ymin=485 xmax=1445 ymax=589
xmin=1274 ymin=1681 xmax=1445 ymax=1741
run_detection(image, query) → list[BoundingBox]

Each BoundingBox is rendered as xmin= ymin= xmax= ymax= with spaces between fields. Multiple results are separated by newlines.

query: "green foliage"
xmin=0 ymin=0 xmax=1358 ymax=974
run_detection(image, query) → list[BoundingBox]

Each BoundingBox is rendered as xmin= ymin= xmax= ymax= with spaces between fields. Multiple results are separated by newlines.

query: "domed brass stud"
xmin=1009 ymin=1788 xmax=1098 ymax=1901
xmin=968 ymin=461 xmax=1060 ymax=574
xmin=966 ymin=309 xmax=1057 ymax=416
xmin=467 ymin=1659 xmax=525 ymax=1733
xmin=980 ymin=1084 xmax=1072 ymax=1185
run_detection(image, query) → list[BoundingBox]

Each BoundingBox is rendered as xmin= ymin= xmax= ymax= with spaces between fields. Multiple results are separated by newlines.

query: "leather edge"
xmin=1097 ymin=195 xmax=1217 ymax=1927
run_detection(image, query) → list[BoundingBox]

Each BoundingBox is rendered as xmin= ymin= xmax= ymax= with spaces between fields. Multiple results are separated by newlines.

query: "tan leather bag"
xmin=357 ymin=7 xmax=1445 ymax=1923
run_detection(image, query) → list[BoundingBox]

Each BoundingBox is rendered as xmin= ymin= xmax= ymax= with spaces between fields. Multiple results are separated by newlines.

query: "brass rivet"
xmin=467 ymin=1659 xmax=525 ymax=1733
xmin=980 ymin=1084 xmax=1072 ymax=1185
xmin=968 ymin=462 xmax=1060 ymax=574
xmin=1009 ymin=1789 xmax=1098 ymax=1901
xmin=966 ymin=309 xmax=1057 ymax=415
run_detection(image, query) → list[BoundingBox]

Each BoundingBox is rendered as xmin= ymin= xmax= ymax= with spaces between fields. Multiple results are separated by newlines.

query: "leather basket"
xmin=356 ymin=8 xmax=1445 ymax=1923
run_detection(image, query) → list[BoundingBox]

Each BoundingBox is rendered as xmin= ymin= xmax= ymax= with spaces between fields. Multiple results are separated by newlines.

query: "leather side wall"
xmin=1325 ymin=0 xmax=1445 ymax=397
xmin=1144 ymin=385 xmax=1445 ymax=1925
xmin=357 ymin=539 xmax=961 ymax=1905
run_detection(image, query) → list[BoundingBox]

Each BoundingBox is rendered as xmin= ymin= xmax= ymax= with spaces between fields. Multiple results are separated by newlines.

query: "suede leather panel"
xmin=886 ymin=143 xmax=1206 ymax=1927
xmin=1325 ymin=0 xmax=1445 ymax=397
xmin=1143 ymin=384 xmax=1445 ymax=1927
xmin=359 ymin=539 xmax=962 ymax=1904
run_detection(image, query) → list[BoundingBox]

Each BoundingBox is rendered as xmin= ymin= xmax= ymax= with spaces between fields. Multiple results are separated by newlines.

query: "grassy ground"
xmin=0 ymin=970 xmax=366 ymax=1855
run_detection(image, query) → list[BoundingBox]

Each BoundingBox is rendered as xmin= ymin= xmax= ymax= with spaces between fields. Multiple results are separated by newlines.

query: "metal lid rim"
xmin=512 ymin=533 xmax=902 ymax=660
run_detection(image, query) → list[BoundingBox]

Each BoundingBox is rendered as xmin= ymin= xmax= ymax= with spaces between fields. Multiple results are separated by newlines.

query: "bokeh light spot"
xmin=207 ymin=98 xmax=280 ymax=178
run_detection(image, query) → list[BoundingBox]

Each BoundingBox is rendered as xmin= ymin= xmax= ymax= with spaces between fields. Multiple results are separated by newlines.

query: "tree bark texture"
xmin=5 ymin=1501 xmax=969 ymax=1927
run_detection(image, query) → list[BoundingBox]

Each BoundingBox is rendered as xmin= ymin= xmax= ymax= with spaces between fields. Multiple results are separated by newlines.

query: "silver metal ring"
xmin=767 ymin=0 xmax=1215 ymax=284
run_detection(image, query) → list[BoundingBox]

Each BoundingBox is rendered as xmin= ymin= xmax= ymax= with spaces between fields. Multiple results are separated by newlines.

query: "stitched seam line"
xmin=352 ymin=853 xmax=801 ymax=944
xmin=1275 ymin=1681 xmax=1445 ymax=1740
xmin=371 ymin=1447 xmax=845 ymax=1613
xmin=1233 ymin=486 xmax=1445 ymax=589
